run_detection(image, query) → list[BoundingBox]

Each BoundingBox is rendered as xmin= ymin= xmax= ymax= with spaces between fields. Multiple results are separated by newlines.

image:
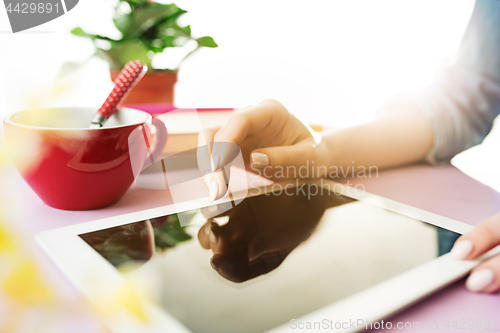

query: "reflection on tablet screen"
xmin=79 ymin=187 xmax=460 ymax=333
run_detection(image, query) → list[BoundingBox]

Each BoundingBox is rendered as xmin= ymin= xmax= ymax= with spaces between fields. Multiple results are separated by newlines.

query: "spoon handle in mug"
xmin=90 ymin=60 xmax=147 ymax=128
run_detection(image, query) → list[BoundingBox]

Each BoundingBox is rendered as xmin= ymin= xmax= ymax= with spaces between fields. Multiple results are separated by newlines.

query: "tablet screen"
xmin=79 ymin=186 xmax=460 ymax=333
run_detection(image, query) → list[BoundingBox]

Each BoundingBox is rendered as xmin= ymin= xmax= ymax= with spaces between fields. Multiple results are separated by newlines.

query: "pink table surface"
xmin=1 ymin=163 xmax=499 ymax=333
xmin=123 ymin=104 xmax=235 ymax=115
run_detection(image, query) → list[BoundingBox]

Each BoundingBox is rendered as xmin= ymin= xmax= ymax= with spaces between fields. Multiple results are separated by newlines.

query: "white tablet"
xmin=36 ymin=179 xmax=490 ymax=333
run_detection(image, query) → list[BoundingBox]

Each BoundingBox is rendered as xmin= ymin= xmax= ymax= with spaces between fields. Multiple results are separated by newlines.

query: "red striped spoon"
xmin=90 ymin=60 xmax=147 ymax=128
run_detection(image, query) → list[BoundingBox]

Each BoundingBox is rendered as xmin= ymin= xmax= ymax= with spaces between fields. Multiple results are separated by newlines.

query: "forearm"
xmin=319 ymin=107 xmax=434 ymax=171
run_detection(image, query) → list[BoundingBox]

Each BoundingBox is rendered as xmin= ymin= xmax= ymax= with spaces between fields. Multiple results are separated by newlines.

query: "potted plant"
xmin=71 ymin=0 xmax=218 ymax=105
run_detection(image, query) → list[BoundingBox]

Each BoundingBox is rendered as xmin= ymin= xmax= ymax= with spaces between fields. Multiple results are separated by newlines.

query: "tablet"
xmin=36 ymin=179 xmax=487 ymax=333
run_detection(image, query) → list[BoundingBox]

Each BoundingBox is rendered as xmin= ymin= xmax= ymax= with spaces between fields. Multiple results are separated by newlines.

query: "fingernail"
xmin=209 ymin=230 xmax=218 ymax=244
xmin=210 ymin=258 xmax=218 ymax=271
xmin=204 ymin=223 xmax=212 ymax=235
xmin=450 ymin=240 xmax=473 ymax=260
xmin=251 ymin=152 xmax=269 ymax=167
xmin=218 ymin=181 xmax=228 ymax=198
xmin=249 ymin=243 xmax=267 ymax=262
xmin=466 ymin=269 xmax=495 ymax=292
xmin=211 ymin=257 xmax=235 ymax=276
xmin=209 ymin=180 xmax=219 ymax=202
xmin=211 ymin=154 xmax=220 ymax=171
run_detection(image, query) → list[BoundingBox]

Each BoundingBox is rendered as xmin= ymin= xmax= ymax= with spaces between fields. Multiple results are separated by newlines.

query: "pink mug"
xmin=3 ymin=107 xmax=166 ymax=210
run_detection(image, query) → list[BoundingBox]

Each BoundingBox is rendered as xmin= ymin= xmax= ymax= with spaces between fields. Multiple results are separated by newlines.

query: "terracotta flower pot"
xmin=110 ymin=70 xmax=178 ymax=105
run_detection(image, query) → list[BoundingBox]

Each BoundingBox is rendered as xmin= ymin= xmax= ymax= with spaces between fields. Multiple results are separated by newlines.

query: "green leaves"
xmin=134 ymin=5 xmax=184 ymax=37
xmin=113 ymin=15 xmax=131 ymax=38
xmin=71 ymin=1 xmax=217 ymax=71
xmin=175 ymin=24 xmax=191 ymax=37
xmin=96 ymin=41 xmax=152 ymax=70
xmin=70 ymin=27 xmax=88 ymax=37
xmin=113 ymin=3 xmax=186 ymax=40
xmin=196 ymin=36 xmax=218 ymax=48
xmin=153 ymin=214 xmax=192 ymax=251
xmin=70 ymin=27 xmax=119 ymax=43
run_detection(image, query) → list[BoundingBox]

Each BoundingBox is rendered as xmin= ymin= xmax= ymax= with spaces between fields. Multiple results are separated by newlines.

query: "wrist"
xmin=313 ymin=136 xmax=333 ymax=178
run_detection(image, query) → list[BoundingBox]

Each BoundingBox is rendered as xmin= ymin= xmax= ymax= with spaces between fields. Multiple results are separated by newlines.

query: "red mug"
xmin=3 ymin=107 xmax=167 ymax=210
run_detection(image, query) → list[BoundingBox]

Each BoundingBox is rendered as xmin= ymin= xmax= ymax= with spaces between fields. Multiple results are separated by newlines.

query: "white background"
xmin=0 ymin=0 xmax=499 ymax=191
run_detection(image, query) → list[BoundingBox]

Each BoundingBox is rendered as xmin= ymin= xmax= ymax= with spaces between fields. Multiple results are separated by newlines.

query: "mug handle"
xmin=147 ymin=116 xmax=168 ymax=165
xmin=128 ymin=117 xmax=167 ymax=180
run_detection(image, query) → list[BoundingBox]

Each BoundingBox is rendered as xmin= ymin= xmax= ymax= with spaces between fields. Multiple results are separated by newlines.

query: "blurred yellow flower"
xmin=0 ymin=222 xmax=17 ymax=253
xmin=0 ymin=82 xmax=109 ymax=332
xmin=112 ymin=280 xmax=150 ymax=323
xmin=1 ymin=259 xmax=53 ymax=305
xmin=0 ymin=130 xmax=55 ymax=329
xmin=91 ymin=270 xmax=151 ymax=324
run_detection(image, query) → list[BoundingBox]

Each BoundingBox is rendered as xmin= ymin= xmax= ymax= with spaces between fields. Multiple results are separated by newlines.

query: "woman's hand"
xmin=450 ymin=212 xmax=500 ymax=292
xmin=198 ymin=99 xmax=327 ymax=201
